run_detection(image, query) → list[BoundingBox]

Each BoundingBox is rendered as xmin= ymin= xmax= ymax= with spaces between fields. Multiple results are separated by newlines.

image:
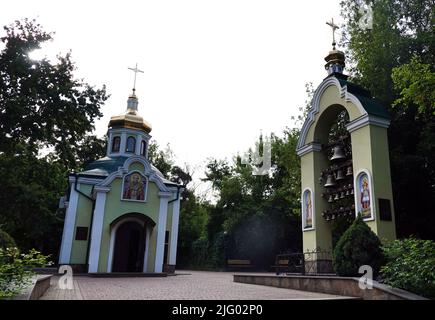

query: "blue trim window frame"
xmin=112 ymin=136 xmax=121 ymax=153
xmin=126 ymin=136 xmax=136 ymax=153
xmin=140 ymin=140 xmax=147 ymax=156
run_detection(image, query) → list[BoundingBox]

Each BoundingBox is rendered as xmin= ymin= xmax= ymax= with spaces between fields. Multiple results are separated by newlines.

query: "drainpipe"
xmin=168 ymin=184 xmax=184 ymax=204
xmin=71 ymin=173 xmax=96 ymax=270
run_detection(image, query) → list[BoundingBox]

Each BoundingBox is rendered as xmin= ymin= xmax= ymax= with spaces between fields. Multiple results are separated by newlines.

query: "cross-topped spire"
xmin=128 ymin=63 xmax=144 ymax=94
xmin=326 ymin=18 xmax=339 ymax=50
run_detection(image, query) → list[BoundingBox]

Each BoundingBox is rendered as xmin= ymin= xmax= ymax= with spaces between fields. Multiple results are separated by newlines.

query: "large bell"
xmin=336 ymin=169 xmax=345 ymax=181
xmin=330 ymin=145 xmax=346 ymax=161
xmin=324 ymin=174 xmax=336 ymax=187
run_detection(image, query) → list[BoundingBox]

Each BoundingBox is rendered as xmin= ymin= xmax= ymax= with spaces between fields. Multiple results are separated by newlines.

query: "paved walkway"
xmin=40 ymin=271 xmax=350 ymax=300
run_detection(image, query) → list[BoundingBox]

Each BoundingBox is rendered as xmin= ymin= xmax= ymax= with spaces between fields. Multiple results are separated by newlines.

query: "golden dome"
xmin=108 ymin=93 xmax=152 ymax=133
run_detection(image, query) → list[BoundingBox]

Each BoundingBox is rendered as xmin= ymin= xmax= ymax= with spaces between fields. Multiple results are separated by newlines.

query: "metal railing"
xmin=274 ymin=249 xmax=334 ymax=275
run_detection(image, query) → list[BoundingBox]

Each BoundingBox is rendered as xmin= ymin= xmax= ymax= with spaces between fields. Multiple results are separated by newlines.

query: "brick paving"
xmin=40 ymin=271 xmax=351 ymax=300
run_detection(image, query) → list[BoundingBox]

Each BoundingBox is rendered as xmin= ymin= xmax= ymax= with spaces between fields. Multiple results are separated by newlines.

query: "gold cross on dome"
xmin=326 ymin=18 xmax=339 ymax=50
xmin=128 ymin=63 xmax=144 ymax=93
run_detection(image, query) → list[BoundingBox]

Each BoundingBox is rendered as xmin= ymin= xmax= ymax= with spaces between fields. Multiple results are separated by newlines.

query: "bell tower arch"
xmin=296 ymin=41 xmax=396 ymax=259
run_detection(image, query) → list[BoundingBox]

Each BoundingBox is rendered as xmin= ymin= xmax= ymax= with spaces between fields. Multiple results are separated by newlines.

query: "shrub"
xmin=380 ymin=238 xmax=435 ymax=299
xmin=0 ymin=230 xmax=16 ymax=250
xmin=333 ymin=216 xmax=383 ymax=277
xmin=0 ymin=247 xmax=51 ymax=299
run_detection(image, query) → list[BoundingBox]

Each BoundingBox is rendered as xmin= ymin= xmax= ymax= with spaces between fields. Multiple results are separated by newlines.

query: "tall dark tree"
xmin=340 ymin=0 xmax=435 ymax=239
xmin=0 ymin=19 xmax=109 ymax=255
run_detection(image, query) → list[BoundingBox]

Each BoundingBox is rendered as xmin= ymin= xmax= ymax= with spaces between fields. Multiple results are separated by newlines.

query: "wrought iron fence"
xmin=273 ymin=249 xmax=334 ymax=275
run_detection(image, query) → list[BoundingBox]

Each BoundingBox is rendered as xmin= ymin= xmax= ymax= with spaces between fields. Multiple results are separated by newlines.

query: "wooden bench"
xmin=271 ymin=253 xmax=305 ymax=275
xmin=271 ymin=258 xmax=290 ymax=275
xmin=226 ymin=259 xmax=253 ymax=271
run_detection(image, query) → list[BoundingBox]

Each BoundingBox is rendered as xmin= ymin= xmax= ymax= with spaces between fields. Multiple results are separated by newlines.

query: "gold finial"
xmin=128 ymin=63 xmax=144 ymax=95
xmin=326 ymin=18 xmax=339 ymax=50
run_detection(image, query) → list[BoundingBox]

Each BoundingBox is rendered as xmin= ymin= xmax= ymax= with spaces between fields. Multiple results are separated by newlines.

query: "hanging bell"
xmin=350 ymin=188 xmax=354 ymax=195
xmin=336 ymin=169 xmax=345 ymax=181
xmin=340 ymin=191 xmax=345 ymax=199
xmin=328 ymin=195 xmax=333 ymax=203
xmin=345 ymin=189 xmax=350 ymax=196
xmin=334 ymin=193 xmax=339 ymax=201
xmin=324 ymin=174 xmax=336 ymax=187
xmin=346 ymin=166 xmax=353 ymax=176
xmin=330 ymin=145 xmax=346 ymax=161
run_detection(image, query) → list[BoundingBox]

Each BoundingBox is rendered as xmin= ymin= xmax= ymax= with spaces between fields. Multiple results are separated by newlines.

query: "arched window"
xmin=126 ymin=136 xmax=136 ymax=153
xmin=111 ymin=136 xmax=120 ymax=153
xmin=140 ymin=140 xmax=147 ymax=156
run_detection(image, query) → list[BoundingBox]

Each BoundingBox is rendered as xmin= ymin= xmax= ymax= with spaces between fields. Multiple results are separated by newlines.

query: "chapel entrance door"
xmin=112 ymin=221 xmax=145 ymax=272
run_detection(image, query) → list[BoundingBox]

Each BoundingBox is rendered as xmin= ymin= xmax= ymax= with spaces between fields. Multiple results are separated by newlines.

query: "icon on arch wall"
xmin=122 ymin=172 xmax=147 ymax=201
xmin=356 ymin=172 xmax=372 ymax=220
xmin=303 ymin=189 xmax=313 ymax=229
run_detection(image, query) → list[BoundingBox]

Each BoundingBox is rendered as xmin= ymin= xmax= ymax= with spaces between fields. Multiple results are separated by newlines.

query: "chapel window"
xmin=126 ymin=136 xmax=136 ymax=153
xmin=112 ymin=136 xmax=120 ymax=153
xmin=140 ymin=140 xmax=147 ymax=156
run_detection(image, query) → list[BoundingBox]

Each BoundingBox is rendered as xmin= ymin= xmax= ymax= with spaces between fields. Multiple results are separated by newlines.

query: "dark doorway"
xmin=112 ymin=221 xmax=145 ymax=272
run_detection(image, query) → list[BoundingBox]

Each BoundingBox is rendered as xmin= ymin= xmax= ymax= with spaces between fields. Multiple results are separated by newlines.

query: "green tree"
xmin=340 ymin=0 xmax=435 ymax=239
xmin=0 ymin=19 xmax=109 ymax=256
xmin=333 ymin=216 xmax=384 ymax=277
xmin=381 ymin=238 xmax=435 ymax=298
xmin=202 ymin=129 xmax=303 ymax=269
xmin=0 ymin=19 xmax=108 ymax=169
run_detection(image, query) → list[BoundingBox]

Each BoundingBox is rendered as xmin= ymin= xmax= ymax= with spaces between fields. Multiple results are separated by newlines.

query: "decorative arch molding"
xmin=296 ymin=76 xmax=368 ymax=153
xmin=97 ymin=156 xmax=171 ymax=193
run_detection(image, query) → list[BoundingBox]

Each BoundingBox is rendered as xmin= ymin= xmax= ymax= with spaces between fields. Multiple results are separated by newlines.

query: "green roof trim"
xmin=76 ymin=156 xmax=178 ymax=186
xmin=334 ymin=73 xmax=390 ymax=120
xmin=79 ymin=156 xmax=128 ymax=177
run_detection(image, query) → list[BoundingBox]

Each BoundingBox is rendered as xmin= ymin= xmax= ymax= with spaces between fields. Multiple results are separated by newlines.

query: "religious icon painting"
xmin=122 ymin=172 xmax=147 ymax=201
xmin=356 ymin=172 xmax=372 ymax=220
xmin=303 ymin=189 xmax=313 ymax=229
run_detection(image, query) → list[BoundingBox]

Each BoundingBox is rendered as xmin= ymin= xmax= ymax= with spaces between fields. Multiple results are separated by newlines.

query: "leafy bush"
xmin=0 ymin=230 xmax=16 ymax=249
xmin=380 ymin=238 xmax=435 ymax=299
xmin=333 ymin=216 xmax=383 ymax=277
xmin=0 ymin=247 xmax=51 ymax=299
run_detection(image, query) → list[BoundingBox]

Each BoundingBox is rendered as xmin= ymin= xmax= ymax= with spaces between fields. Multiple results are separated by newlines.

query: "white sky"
xmin=1 ymin=0 xmax=343 ymax=195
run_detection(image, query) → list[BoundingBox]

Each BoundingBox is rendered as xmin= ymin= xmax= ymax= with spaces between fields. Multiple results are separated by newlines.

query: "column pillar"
xmin=88 ymin=187 xmax=110 ymax=273
xmin=169 ymin=197 xmax=181 ymax=266
xmin=59 ymin=179 xmax=79 ymax=264
xmin=154 ymin=192 xmax=171 ymax=273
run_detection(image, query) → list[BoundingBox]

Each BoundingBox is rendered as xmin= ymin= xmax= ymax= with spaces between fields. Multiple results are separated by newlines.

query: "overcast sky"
xmin=1 ymin=0 xmax=344 ymax=194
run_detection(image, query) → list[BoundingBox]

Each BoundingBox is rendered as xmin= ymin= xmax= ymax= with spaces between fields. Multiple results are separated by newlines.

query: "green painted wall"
xmin=97 ymin=177 xmax=161 ymax=272
xmin=70 ymin=183 xmax=94 ymax=264
xmin=301 ymin=151 xmax=332 ymax=252
xmin=129 ymin=162 xmax=145 ymax=172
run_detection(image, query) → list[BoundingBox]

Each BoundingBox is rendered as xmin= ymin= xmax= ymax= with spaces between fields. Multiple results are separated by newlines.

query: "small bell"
xmin=328 ymin=195 xmax=333 ymax=203
xmin=350 ymin=188 xmax=354 ymax=195
xmin=340 ymin=192 xmax=345 ymax=199
xmin=336 ymin=169 xmax=345 ymax=181
xmin=330 ymin=145 xmax=346 ymax=161
xmin=346 ymin=166 xmax=353 ymax=176
xmin=334 ymin=193 xmax=339 ymax=201
xmin=324 ymin=174 xmax=336 ymax=187
xmin=345 ymin=189 xmax=350 ymax=196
